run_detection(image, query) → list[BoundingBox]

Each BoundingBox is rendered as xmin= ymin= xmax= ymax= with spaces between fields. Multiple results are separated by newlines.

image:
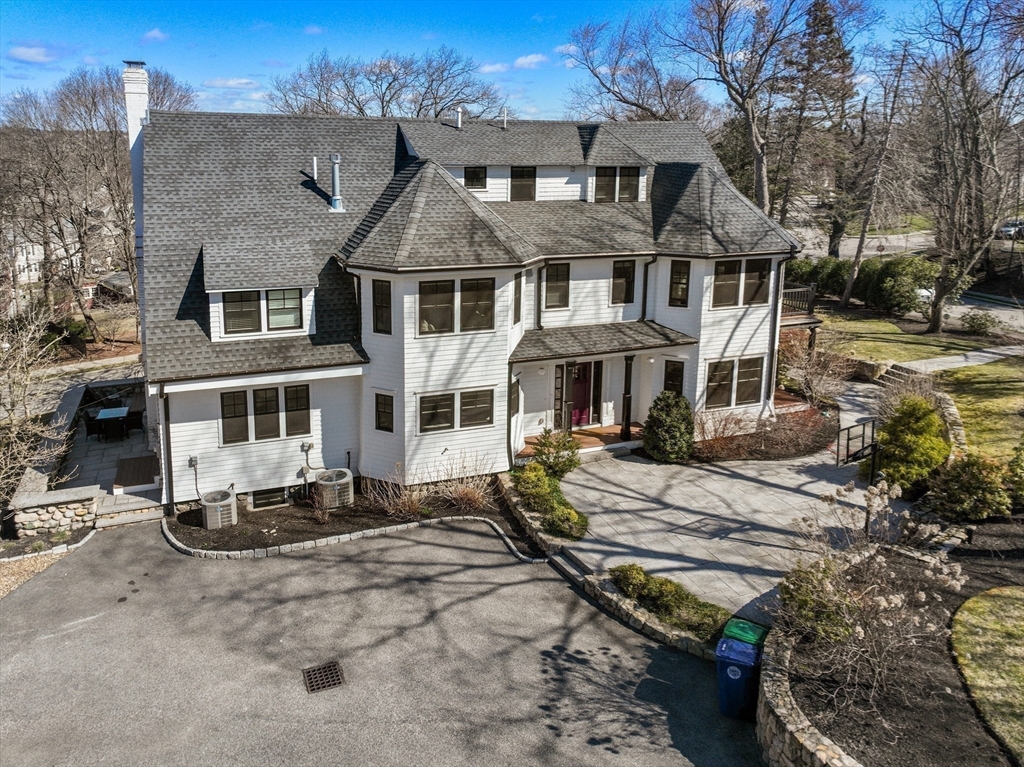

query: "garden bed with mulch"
xmin=788 ymin=514 xmax=1024 ymax=767
xmin=165 ymin=483 xmax=545 ymax=559
xmin=0 ymin=524 xmax=93 ymax=560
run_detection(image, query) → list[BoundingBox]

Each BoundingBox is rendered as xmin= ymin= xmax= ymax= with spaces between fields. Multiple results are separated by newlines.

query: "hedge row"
xmin=786 ymin=255 xmax=939 ymax=316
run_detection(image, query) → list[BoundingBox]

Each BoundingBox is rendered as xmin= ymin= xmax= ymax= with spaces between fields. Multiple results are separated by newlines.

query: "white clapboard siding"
xmin=540 ymin=258 xmax=643 ymax=328
xmin=167 ymin=376 xmax=359 ymax=501
xmin=536 ymin=166 xmax=587 ymax=201
xmin=400 ymin=271 xmax=516 ymax=483
xmin=647 ymin=258 xmax=704 ymax=339
xmin=443 ymin=165 xmax=510 ymax=202
xmin=357 ymin=272 xmax=406 ymax=481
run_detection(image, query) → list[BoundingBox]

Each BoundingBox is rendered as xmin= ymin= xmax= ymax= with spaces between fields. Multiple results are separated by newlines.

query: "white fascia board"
xmin=160 ymin=365 xmax=365 ymax=394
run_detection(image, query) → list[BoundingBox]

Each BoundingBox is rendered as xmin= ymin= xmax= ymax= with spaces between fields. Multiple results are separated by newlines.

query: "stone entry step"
xmin=95 ymin=508 xmax=164 ymax=529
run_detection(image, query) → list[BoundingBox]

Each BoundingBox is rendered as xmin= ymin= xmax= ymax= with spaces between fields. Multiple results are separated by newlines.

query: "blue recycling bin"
xmin=715 ymin=637 xmax=763 ymax=720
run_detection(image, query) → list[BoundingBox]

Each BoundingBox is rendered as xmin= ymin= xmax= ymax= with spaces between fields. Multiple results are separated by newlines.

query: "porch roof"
xmin=510 ymin=320 xmax=696 ymax=363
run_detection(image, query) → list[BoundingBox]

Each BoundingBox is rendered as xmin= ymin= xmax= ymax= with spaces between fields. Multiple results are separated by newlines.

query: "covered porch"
xmin=516 ymin=422 xmax=645 ymax=461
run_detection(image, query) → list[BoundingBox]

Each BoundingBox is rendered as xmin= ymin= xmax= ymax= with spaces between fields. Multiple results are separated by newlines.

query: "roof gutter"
xmin=640 ymin=254 xmax=658 ymax=321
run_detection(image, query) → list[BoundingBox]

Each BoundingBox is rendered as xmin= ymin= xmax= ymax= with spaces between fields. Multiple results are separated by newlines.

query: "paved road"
xmin=0 ymin=522 xmax=761 ymax=767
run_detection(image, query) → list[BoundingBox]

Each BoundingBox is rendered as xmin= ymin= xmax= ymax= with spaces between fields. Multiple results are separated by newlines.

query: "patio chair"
xmin=125 ymin=412 xmax=145 ymax=435
xmin=102 ymin=417 xmax=126 ymax=442
xmin=84 ymin=416 xmax=102 ymax=440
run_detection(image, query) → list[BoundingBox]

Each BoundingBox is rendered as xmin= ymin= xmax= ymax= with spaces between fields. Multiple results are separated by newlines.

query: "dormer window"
xmin=595 ymin=167 xmax=640 ymax=203
xmin=267 ymin=289 xmax=302 ymax=330
xmin=224 ymin=291 xmax=261 ymax=334
xmin=464 ymin=166 xmax=487 ymax=189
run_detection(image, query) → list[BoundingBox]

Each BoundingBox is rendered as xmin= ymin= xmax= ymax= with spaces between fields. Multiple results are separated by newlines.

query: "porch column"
xmin=563 ymin=360 xmax=576 ymax=432
xmin=620 ymin=354 xmax=635 ymax=441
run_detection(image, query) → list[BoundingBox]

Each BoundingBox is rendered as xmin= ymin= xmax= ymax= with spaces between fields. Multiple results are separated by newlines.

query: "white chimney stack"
xmin=456 ymin=106 xmax=462 ymax=130
xmin=122 ymin=60 xmax=149 ymax=334
xmin=502 ymin=107 xmax=508 ymax=130
xmin=312 ymin=156 xmax=318 ymax=182
xmin=329 ymin=153 xmax=345 ymax=212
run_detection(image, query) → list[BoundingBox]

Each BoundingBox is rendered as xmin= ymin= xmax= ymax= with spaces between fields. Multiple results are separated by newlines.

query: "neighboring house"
xmin=123 ymin=64 xmax=811 ymax=507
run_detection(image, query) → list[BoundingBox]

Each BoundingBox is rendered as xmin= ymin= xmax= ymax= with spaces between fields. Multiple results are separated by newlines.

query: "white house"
xmin=124 ymin=64 xmax=810 ymax=508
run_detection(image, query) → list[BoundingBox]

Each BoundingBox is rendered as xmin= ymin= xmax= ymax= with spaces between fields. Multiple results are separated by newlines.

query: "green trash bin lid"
xmin=722 ymin=618 xmax=769 ymax=646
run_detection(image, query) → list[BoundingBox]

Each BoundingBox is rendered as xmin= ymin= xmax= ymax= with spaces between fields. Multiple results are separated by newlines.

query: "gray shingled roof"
xmin=605 ymin=123 xmax=728 ymax=171
xmin=400 ymin=119 xmax=588 ymax=166
xmin=652 ymin=164 xmax=802 ymax=255
xmin=343 ymin=160 xmax=538 ymax=269
xmin=203 ymin=238 xmax=319 ymax=291
xmin=582 ymin=125 xmax=652 ymax=166
xmin=142 ymin=111 xmax=404 ymax=381
xmin=486 ymin=201 xmax=655 ymax=255
xmin=510 ymin=321 xmax=696 ymax=363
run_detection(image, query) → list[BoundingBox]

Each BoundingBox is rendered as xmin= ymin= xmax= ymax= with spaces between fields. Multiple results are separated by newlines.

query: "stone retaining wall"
xmin=756 ymin=631 xmax=865 ymax=767
xmin=12 ymin=495 xmax=98 ymax=536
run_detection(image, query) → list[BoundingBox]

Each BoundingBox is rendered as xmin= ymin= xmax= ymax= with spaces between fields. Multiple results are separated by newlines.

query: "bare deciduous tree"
xmin=267 ymin=47 xmax=507 ymax=119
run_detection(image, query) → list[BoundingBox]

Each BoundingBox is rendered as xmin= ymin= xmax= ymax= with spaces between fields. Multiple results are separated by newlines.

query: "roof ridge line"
xmin=394 ymin=166 xmax=432 ymax=264
xmin=598 ymin=127 xmax=655 ymax=165
xmin=338 ymin=160 xmax=424 ymax=261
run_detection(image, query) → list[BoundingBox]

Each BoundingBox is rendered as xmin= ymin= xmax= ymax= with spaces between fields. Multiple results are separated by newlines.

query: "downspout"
xmin=535 ymin=260 xmax=548 ymax=330
xmin=640 ymin=255 xmax=658 ymax=321
xmin=505 ymin=362 xmax=514 ymax=470
xmin=349 ymin=268 xmax=362 ymax=338
xmin=160 ymin=383 xmax=174 ymax=508
xmin=766 ymin=249 xmax=797 ymax=405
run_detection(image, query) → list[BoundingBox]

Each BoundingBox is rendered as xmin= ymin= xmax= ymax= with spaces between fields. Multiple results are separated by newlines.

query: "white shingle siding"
xmin=166 ymin=376 xmax=359 ymax=501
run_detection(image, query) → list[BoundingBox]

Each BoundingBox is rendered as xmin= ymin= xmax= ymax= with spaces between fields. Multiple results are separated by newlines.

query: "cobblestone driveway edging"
xmin=161 ymin=516 xmax=548 ymax=564
xmin=0 ymin=529 xmax=98 ymax=563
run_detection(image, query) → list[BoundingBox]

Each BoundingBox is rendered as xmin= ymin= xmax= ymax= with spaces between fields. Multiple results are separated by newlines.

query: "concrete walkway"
xmin=899 ymin=345 xmax=1023 ymax=374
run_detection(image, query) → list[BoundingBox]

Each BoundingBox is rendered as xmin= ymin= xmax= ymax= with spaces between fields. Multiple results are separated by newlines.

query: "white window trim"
xmin=608 ymin=259 xmax=637 ymax=307
xmin=543 ymin=264 xmax=571 ymax=312
xmin=667 ymin=259 xmax=692 ymax=309
xmin=416 ymin=387 xmax=499 ymax=435
xmin=214 ymin=288 xmax=314 ymax=341
xmin=414 ymin=279 xmax=499 ymax=339
xmin=703 ymin=355 xmax=766 ymax=410
xmin=218 ymin=383 xmax=313 ymax=448
xmin=710 ymin=258 xmax=773 ymax=311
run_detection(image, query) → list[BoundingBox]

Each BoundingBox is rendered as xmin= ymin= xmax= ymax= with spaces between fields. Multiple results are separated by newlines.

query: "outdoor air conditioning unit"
xmin=317 ymin=469 xmax=354 ymax=509
xmin=201 ymin=489 xmax=237 ymax=529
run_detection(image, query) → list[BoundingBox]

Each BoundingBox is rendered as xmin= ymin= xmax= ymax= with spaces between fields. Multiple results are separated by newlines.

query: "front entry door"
xmin=571 ymin=363 xmax=591 ymax=426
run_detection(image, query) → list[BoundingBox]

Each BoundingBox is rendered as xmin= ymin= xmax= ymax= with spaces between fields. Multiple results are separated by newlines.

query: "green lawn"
xmin=938 ymin=357 xmax=1024 ymax=461
xmin=824 ymin=316 xmax=989 ymax=363
xmin=952 ymin=587 xmax=1024 ymax=764
xmin=867 ymin=214 xmax=932 ymax=235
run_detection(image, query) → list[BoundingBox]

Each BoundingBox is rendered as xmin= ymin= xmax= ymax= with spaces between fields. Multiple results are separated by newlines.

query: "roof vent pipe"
xmin=312 ymin=156 xmax=318 ymax=182
xmin=329 ymin=153 xmax=345 ymax=213
xmin=456 ymin=106 xmax=462 ymax=130
xmin=502 ymin=107 xmax=507 ymax=130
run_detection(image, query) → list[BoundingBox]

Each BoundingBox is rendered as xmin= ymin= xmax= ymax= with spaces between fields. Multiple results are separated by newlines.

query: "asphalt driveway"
xmin=0 ymin=521 xmax=761 ymax=767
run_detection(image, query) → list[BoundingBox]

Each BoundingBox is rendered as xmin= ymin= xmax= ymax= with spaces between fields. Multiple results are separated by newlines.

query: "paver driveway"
xmin=562 ymin=452 xmax=868 ymax=624
xmin=0 ymin=521 xmax=761 ymax=767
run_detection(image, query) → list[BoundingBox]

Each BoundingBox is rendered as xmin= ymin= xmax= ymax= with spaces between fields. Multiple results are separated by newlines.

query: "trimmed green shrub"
xmin=531 ymin=427 xmax=581 ymax=478
xmin=785 ymin=257 xmax=817 ymax=285
xmin=512 ymin=462 xmax=588 ymax=540
xmin=863 ymin=396 xmax=949 ymax=495
xmin=643 ymin=391 xmax=695 ymax=463
xmin=931 ymin=453 xmax=1011 ymax=522
xmin=815 ymin=258 xmax=854 ymax=298
xmin=609 ymin=564 xmax=647 ymax=599
xmin=851 ymin=256 xmax=883 ymax=302
xmin=864 ymin=256 xmax=939 ymax=316
xmin=1005 ymin=436 xmax=1024 ymax=509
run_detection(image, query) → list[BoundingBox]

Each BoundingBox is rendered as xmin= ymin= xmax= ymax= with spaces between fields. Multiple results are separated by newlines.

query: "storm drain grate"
xmin=302 ymin=661 xmax=345 ymax=694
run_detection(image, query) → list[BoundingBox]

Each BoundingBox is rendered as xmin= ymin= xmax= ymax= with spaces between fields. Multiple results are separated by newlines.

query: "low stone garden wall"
xmin=11 ymin=491 xmax=98 ymax=536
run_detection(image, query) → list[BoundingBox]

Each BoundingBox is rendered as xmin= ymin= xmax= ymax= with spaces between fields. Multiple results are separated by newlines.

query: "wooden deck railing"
xmin=781 ymin=281 xmax=817 ymax=315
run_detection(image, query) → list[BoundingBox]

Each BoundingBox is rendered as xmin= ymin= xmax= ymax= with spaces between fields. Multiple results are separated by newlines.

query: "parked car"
xmin=996 ymin=220 xmax=1024 ymax=239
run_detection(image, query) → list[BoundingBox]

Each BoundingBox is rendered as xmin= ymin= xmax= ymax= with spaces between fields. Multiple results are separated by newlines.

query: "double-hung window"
xmin=266 ymin=289 xmax=302 ymax=330
xmin=612 ymin=261 xmax=635 ymax=305
xmin=743 ymin=259 xmax=771 ymax=305
xmin=705 ymin=357 xmax=764 ymax=408
xmin=372 ymin=280 xmax=392 ymax=334
xmin=284 ymin=385 xmax=310 ymax=437
xmin=712 ymin=261 xmax=742 ymax=308
xmin=220 ymin=385 xmax=310 ymax=445
xmin=510 ymin=167 xmax=536 ymax=201
xmin=375 ymin=393 xmax=394 ymax=433
xmin=419 ymin=393 xmax=455 ymax=432
xmin=713 ymin=258 xmax=773 ymax=308
xmin=220 ymin=391 xmax=248 ymax=444
xmin=595 ymin=167 xmax=617 ymax=203
xmin=513 ymin=272 xmax=523 ymax=325
xmin=669 ymin=260 xmax=690 ymax=307
xmin=253 ymin=388 xmax=280 ymax=440
xmin=223 ymin=291 xmax=261 ymax=334
xmin=461 ymin=278 xmax=495 ymax=331
xmin=618 ymin=167 xmax=640 ymax=201
xmin=545 ymin=264 xmax=570 ymax=309
xmin=419 ymin=280 xmax=455 ymax=334
xmin=595 ymin=167 xmax=640 ymax=202
xmin=418 ymin=390 xmax=495 ymax=434
xmin=460 ymin=390 xmax=494 ymax=427
xmin=664 ymin=360 xmax=685 ymax=396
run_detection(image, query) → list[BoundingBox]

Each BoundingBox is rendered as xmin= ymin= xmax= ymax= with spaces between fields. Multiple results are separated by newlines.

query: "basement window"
xmin=251 ymin=488 xmax=287 ymax=509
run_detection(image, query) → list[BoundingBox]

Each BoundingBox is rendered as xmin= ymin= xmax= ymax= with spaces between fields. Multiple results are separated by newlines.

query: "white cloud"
xmin=554 ymin=44 xmax=578 ymax=55
xmin=202 ymin=77 xmax=262 ymax=89
xmin=304 ymin=25 xmax=324 ymax=35
xmin=83 ymin=55 xmax=101 ymax=65
xmin=514 ymin=54 xmax=548 ymax=70
xmin=523 ymin=105 xmax=540 ymax=114
xmin=479 ymin=63 xmax=509 ymax=74
xmin=563 ymin=59 xmax=578 ymax=69
xmin=7 ymin=46 xmax=56 ymax=63
xmin=142 ymin=28 xmax=169 ymax=43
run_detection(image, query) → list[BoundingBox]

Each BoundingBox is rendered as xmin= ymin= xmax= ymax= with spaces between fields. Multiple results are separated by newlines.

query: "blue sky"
xmin=1 ymin=0 xmax=915 ymax=119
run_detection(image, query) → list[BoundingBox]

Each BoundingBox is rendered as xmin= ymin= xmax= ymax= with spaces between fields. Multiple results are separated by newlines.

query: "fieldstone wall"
xmin=756 ymin=631 xmax=865 ymax=767
xmin=12 ymin=497 xmax=98 ymax=536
